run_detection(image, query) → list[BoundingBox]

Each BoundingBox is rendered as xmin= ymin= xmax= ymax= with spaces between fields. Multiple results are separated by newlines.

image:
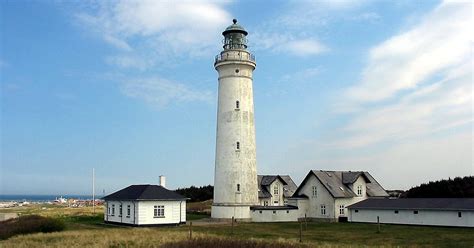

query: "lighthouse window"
xmin=235 ymin=69 xmax=240 ymax=73
xmin=237 ymin=184 xmax=240 ymax=192
xmin=236 ymin=100 xmax=240 ymax=109
xmin=236 ymin=142 xmax=240 ymax=150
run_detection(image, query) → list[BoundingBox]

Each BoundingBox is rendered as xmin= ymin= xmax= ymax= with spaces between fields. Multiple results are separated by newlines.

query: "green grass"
xmin=186 ymin=212 xmax=210 ymax=221
xmin=1 ymin=204 xmax=473 ymax=247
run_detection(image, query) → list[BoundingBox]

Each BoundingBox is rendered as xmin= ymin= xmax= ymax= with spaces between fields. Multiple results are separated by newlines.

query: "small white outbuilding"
xmin=103 ymin=184 xmax=186 ymax=226
xmin=348 ymin=198 xmax=474 ymax=227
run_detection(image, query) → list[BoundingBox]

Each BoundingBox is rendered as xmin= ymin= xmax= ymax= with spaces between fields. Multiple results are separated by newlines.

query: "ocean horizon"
xmin=0 ymin=194 xmax=99 ymax=202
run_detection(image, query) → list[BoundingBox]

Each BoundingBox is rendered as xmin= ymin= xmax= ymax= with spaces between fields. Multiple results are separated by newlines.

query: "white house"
xmin=257 ymin=175 xmax=297 ymax=206
xmin=288 ymin=170 xmax=389 ymax=222
xmin=103 ymin=184 xmax=186 ymax=226
xmin=348 ymin=198 xmax=474 ymax=227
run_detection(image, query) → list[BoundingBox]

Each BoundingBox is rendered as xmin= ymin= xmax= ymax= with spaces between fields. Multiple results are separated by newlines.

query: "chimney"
xmin=159 ymin=175 xmax=166 ymax=188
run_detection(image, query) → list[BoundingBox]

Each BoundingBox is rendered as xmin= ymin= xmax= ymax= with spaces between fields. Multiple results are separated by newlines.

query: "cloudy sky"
xmin=1 ymin=0 xmax=472 ymax=195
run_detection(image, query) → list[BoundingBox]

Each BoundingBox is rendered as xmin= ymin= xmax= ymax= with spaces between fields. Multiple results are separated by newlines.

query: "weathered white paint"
xmin=349 ymin=208 xmax=474 ymax=227
xmin=251 ymin=209 xmax=300 ymax=222
xmin=259 ymin=178 xmax=286 ymax=206
xmin=104 ymin=200 xmax=186 ymax=225
xmin=297 ymin=174 xmax=336 ymax=219
xmin=212 ymin=46 xmax=259 ymax=220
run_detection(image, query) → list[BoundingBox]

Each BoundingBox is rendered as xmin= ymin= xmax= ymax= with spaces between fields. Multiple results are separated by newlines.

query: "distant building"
xmin=103 ymin=181 xmax=186 ymax=226
xmin=348 ymin=198 xmax=474 ymax=227
xmin=257 ymin=175 xmax=297 ymax=206
xmin=289 ymin=170 xmax=388 ymax=221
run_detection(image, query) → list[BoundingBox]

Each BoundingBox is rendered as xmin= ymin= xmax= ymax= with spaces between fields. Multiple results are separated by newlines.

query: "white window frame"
xmin=320 ymin=205 xmax=326 ymax=215
xmin=312 ymin=186 xmax=317 ymax=198
xmin=357 ymin=185 xmax=362 ymax=196
xmin=339 ymin=205 xmax=345 ymax=215
xmin=274 ymin=183 xmax=279 ymax=195
xmin=127 ymin=205 xmax=131 ymax=217
xmin=154 ymin=205 xmax=165 ymax=218
xmin=119 ymin=204 xmax=122 ymax=217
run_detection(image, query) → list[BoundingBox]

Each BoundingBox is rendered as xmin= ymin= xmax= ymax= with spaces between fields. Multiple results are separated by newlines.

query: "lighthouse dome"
xmin=223 ymin=19 xmax=248 ymax=36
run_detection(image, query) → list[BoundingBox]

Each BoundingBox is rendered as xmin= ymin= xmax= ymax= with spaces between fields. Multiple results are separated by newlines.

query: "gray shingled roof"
xmin=257 ymin=175 xmax=298 ymax=198
xmin=348 ymin=198 xmax=474 ymax=211
xmin=103 ymin=185 xmax=186 ymax=201
xmin=294 ymin=170 xmax=388 ymax=198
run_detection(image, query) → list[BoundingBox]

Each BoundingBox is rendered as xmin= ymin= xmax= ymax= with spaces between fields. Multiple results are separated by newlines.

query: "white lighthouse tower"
xmin=211 ymin=19 xmax=258 ymax=220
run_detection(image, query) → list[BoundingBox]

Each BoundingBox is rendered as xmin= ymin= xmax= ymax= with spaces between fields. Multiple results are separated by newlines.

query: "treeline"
xmin=175 ymin=185 xmax=213 ymax=202
xmin=401 ymin=176 xmax=474 ymax=198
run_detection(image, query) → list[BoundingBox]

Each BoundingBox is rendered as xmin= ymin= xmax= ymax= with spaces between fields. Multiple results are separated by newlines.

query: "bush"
xmin=0 ymin=215 xmax=65 ymax=240
xmin=162 ymin=237 xmax=305 ymax=248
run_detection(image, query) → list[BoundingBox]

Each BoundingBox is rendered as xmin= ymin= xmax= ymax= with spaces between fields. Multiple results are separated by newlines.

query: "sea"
xmin=0 ymin=195 xmax=95 ymax=202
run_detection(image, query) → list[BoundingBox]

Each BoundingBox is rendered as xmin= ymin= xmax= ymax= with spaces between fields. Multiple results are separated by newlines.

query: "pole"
xmin=377 ymin=216 xmax=381 ymax=233
xmin=304 ymin=213 xmax=307 ymax=231
xmin=189 ymin=221 xmax=193 ymax=239
xmin=231 ymin=216 xmax=234 ymax=235
xmin=92 ymin=168 xmax=95 ymax=214
xmin=299 ymin=221 xmax=302 ymax=242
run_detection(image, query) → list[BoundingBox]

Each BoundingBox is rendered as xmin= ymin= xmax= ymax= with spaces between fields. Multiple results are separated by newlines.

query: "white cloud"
xmin=120 ymin=77 xmax=213 ymax=109
xmin=344 ymin=1 xmax=471 ymax=103
xmin=76 ymin=0 xmax=231 ymax=65
xmin=282 ymin=39 xmax=328 ymax=56
xmin=105 ymin=55 xmax=152 ymax=70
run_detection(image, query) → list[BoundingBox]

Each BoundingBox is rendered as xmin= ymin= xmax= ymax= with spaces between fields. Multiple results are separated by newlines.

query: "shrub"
xmin=0 ymin=215 xmax=65 ymax=240
xmin=162 ymin=237 xmax=305 ymax=248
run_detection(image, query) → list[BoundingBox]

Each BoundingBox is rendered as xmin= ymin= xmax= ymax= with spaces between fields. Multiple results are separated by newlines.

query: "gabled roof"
xmin=257 ymin=175 xmax=298 ymax=198
xmin=293 ymin=170 xmax=388 ymax=198
xmin=103 ymin=185 xmax=186 ymax=201
xmin=348 ymin=198 xmax=474 ymax=211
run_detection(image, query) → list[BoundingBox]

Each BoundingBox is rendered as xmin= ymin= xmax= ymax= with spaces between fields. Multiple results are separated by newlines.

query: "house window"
xmin=394 ymin=210 xmax=399 ymax=214
xmin=107 ymin=206 xmax=110 ymax=215
xmin=274 ymin=184 xmax=279 ymax=195
xmin=119 ymin=204 xmax=122 ymax=217
xmin=355 ymin=209 xmax=359 ymax=213
xmin=112 ymin=204 xmax=115 ymax=216
xmin=127 ymin=205 xmax=131 ymax=217
xmin=264 ymin=201 xmax=269 ymax=206
xmin=236 ymin=101 xmax=240 ymax=109
xmin=458 ymin=212 xmax=462 ymax=218
xmin=154 ymin=205 xmax=165 ymax=218
xmin=236 ymin=142 xmax=240 ymax=150
xmin=413 ymin=210 xmax=418 ymax=214
xmin=339 ymin=205 xmax=345 ymax=215
xmin=312 ymin=186 xmax=317 ymax=198
xmin=274 ymin=201 xmax=279 ymax=205
xmin=320 ymin=205 xmax=326 ymax=215
xmin=357 ymin=185 xmax=362 ymax=196
xmin=237 ymin=184 xmax=240 ymax=192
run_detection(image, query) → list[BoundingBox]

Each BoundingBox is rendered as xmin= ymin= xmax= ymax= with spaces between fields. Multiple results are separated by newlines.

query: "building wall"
xmin=105 ymin=200 xmax=185 ymax=225
xmin=349 ymin=208 xmax=474 ymax=227
xmin=251 ymin=209 xmax=299 ymax=222
xmin=334 ymin=176 xmax=368 ymax=219
xmin=269 ymin=180 xmax=285 ymax=206
xmin=138 ymin=201 xmax=186 ymax=225
xmin=213 ymin=49 xmax=259 ymax=219
xmin=298 ymin=174 xmax=335 ymax=219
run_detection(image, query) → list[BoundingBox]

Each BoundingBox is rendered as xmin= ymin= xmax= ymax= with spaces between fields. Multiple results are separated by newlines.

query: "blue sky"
xmin=1 ymin=0 xmax=472 ymax=195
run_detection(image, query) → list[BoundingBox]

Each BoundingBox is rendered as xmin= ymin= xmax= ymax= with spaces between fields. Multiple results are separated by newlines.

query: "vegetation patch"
xmin=0 ymin=215 xmax=65 ymax=240
xmin=162 ymin=237 xmax=307 ymax=248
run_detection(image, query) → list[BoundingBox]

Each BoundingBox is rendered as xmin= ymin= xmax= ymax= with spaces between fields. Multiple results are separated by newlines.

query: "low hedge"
xmin=0 ymin=215 xmax=65 ymax=240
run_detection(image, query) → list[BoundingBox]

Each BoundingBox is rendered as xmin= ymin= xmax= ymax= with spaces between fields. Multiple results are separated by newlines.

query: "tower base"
xmin=211 ymin=205 xmax=252 ymax=220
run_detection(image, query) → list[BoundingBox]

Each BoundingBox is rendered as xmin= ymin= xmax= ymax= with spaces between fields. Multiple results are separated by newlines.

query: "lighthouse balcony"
xmin=215 ymin=50 xmax=256 ymax=65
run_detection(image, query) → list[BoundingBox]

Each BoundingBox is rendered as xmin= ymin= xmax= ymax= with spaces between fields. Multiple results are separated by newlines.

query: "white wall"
xmin=213 ymin=49 xmax=259 ymax=219
xmin=334 ymin=176 xmax=368 ymax=219
xmin=298 ymin=175 xmax=335 ymax=219
xmin=105 ymin=200 xmax=185 ymax=225
xmin=349 ymin=209 xmax=474 ymax=227
xmin=251 ymin=209 xmax=299 ymax=222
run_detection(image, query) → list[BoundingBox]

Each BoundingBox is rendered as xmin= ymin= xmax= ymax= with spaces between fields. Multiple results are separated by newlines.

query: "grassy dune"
xmin=1 ymin=205 xmax=473 ymax=247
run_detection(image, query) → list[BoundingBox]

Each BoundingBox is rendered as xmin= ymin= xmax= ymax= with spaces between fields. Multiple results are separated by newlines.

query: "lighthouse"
xmin=211 ymin=19 xmax=258 ymax=220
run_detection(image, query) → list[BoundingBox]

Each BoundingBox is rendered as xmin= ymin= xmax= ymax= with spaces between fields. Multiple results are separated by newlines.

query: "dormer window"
xmin=357 ymin=185 xmax=362 ymax=196
xmin=273 ymin=184 xmax=279 ymax=195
